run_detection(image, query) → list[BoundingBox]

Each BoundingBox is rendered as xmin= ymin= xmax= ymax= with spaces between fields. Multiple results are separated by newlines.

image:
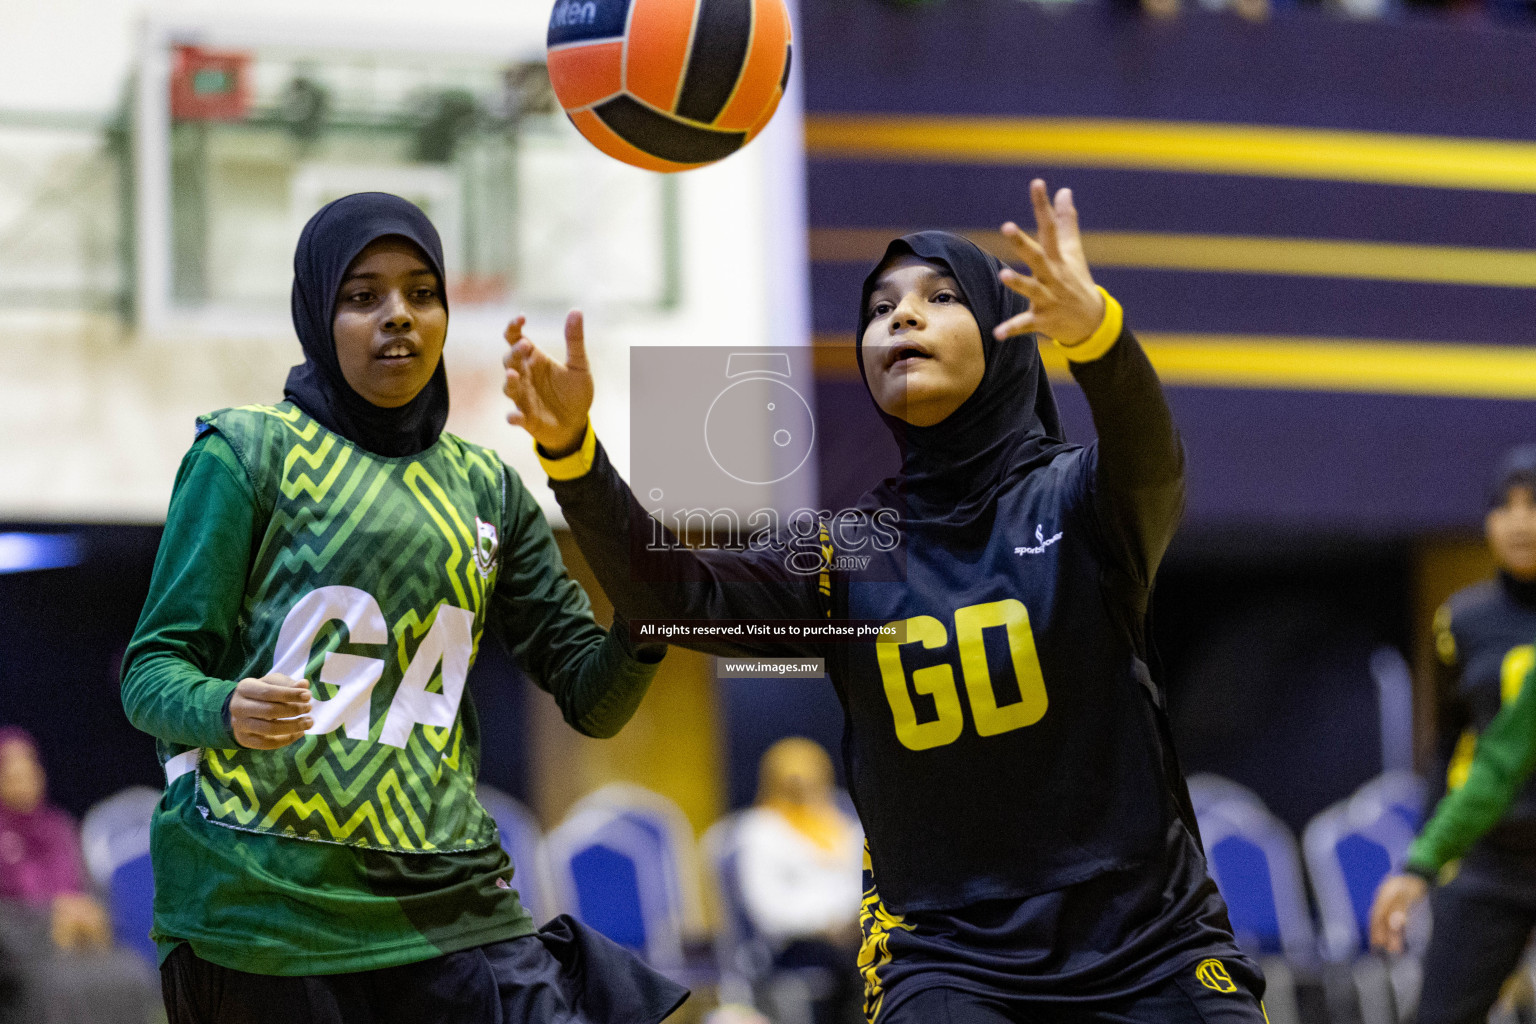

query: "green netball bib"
xmin=194 ymin=402 xmax=504 ymax=853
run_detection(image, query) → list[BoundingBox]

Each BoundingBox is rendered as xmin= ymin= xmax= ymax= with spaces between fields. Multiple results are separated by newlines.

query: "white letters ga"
xmin=270 ymin=585 xmax=473 ymax=748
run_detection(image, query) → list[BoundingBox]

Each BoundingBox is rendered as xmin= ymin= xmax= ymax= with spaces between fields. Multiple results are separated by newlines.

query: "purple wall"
xmin=803 ymin=0 xmax=1536 ymax=533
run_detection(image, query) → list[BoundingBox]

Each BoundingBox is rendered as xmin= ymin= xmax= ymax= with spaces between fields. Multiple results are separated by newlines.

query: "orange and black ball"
xmin=547 ymin=0 xmax=794 ymax=173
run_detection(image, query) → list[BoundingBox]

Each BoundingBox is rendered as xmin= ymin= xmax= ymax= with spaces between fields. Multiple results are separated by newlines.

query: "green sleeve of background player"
xmin=120 ymin=431 xmax=254 ymax=750
xmin=1407 ymin=656 xmax=1536 ymax=877
xmin=487 ymin=467 xmax=664 ymax=740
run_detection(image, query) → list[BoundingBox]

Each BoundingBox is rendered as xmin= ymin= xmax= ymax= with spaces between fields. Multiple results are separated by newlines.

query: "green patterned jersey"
xmin=122 ymin=403 xmax=663 ymax=975
xmin=198 ymin=402 xmax=502 ymax=854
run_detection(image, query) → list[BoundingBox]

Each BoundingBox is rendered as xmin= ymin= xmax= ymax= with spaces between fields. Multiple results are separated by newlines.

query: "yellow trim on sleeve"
xmin=535 ymin=422 xmax=596 ymax=481
xmin=1055 ymin=288 xmax=1123 ymax=363
xmin=1446 ymin=729 xmax=1477 ymax=792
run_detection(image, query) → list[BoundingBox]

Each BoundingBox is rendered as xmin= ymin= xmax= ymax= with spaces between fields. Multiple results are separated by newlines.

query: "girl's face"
xmin=1488 ymin=484 xmax=1536 ymax=580
xmin=332 ymin=237 xmax=447 ymax=408
xmin=862 ymin=255 xmax=985 ymax=427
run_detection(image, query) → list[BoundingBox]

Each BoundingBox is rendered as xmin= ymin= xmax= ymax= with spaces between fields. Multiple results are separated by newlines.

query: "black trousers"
xmin=160 ymin=917 xmax=688 ymax=1024
xmin=1417 ymin=879 xmax=1536 ymax=1024
xmin=877 ymin=960 xmax=1267 ymax=1024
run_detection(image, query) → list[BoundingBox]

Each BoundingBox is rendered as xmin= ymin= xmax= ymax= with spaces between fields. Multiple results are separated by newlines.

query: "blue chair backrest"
xmin=1195 ymin=784 xmax=1317 ymax=966
xmin=1209 ymin=834 xmax=1284 ymax=953
xmin=562 ymin=783 xmax=705 ymax=933
xmin=547 ymin=802 xmax=687 ymax=967
xmin=570 ymin=841 xmax=648 ymax=949
xmin=1336 ymin=833 xmax=1393 ymax=939
xmin=1303 ymin=780 xmax=1418 ymax=962
xmin=617 ymin=808 xmax=709 ymax=943
xmin=613 ymin=812 xmax=676 ymax=902
xmin=1356 ymin=770 xmax=1426 ymax=834
xmin=109 ymin=854 xmax=157 ymax=965
xmin=1187 ymin=773 xmax=1265 ymax=818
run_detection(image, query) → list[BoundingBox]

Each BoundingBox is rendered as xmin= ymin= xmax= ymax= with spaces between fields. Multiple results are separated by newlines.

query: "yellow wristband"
xmin=536 ymin=421 xmax=597 ymax=481
xmin=1055 ymin=288 xmax=1124 ymax=364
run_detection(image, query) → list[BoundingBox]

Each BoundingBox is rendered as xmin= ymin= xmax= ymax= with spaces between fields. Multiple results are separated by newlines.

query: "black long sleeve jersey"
xmin=548 ymin=327 xmax=1251 ymax=1002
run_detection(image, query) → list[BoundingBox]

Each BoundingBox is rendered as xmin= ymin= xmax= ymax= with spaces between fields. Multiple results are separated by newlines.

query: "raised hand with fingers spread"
xmin=504 ymin=311 xmax=594 ymax=457
xmin=995 ymin=178 xmax=1106 ymax=346
xmin=519 ymin=179 xmax=1259 ymax=1024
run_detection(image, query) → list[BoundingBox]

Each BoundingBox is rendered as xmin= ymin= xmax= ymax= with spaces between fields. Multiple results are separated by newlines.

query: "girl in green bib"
xmin=121 ymin=193 xmax=686 ymax=1024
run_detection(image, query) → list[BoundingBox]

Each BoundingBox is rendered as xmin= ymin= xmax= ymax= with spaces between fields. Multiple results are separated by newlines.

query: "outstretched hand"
xmin=994 ymin=179 xmax=1106 ymax=345
xmin=503 ymin=311 xmax=594 ymax=456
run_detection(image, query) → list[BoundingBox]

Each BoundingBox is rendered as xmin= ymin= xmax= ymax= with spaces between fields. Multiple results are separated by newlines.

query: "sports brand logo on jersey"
xmin=1015 ymin=524 xmax=1062 ymax=556
xmin=475 ymin=517 xmax=499 ymax=578
xmin=1196 ymin=959 xmax=1237 ymax=993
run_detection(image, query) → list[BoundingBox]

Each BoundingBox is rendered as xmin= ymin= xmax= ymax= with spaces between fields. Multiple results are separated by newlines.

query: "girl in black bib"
xmin=506 ymin=181 xmax=1263 ymax=1024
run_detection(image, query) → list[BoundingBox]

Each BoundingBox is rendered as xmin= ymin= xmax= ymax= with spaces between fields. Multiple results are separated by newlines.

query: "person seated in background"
xmin=0 ymin=728 xmax=112 ymax=950
xmin=0 ymin=727 xmax=155 ymax=1024
xmin=736 ymin=737 xmax=863 ymax=1024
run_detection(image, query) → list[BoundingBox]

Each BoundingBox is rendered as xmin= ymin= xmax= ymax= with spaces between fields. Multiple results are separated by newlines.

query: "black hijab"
xmin=283 ymin=192 xmax=450 ymax=458
xmin=855 ymin=231 xmax=1077 ymax=530
xmin=1488 ymin=444 xmax=1536 ymax=605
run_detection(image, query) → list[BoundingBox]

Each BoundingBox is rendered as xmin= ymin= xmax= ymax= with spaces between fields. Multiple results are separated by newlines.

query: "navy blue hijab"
xmin=855 ymin=231 xmax=1076 ymax=530
xmin=283 ymin=192 xmax=450 ymax=458
xmin=1489 ymin=444 xmax=1536 ymax=510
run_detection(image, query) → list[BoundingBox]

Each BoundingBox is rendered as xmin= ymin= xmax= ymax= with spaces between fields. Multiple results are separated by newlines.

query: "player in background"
xmin=503 ymin=180 xmax=1266 ymax=1023
xmin=120 ymin=193 xmax=685 ymax=1024
xmin=1370 ymin=447 xmax=1536 ymax=1024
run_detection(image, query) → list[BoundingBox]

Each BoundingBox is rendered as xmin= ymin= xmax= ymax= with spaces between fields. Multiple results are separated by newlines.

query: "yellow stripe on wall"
xmin=805 ymin=115 xmax=1536 ymax=194
xmin=811 ymin=228 xmax=1536 ymax=290
xmin=813 ymin=332 xmax=1536 ymax=400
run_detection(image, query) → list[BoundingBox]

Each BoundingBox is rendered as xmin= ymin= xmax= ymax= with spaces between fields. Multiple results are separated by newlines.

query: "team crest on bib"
xmin=474 ymin=517 xmax=499 ymax=578
xmin=1195 ymin=959 xmax=1237 ymax=993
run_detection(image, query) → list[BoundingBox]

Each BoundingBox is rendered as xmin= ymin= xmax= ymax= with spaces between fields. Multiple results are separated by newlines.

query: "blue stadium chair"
xmin=545 ymin=784 xmax=704 ymax=973
xmin=1302 ymin=785 xmax=1419 ymax=962
xmin=1303 ymin=780 xmax=1425 ymax=1024
xmin=1188 ymin=774 xmax=1314 ymax=1024
xmin=79 ymin=786 xmax=161 ymax=966
xmin=475 ymin=784 xmax=553 ymax=924
xmin=1187 ymin=772 xmax=1267 ymax=818
xmin=565 ymin=783 xmax=707 ymax=935
xmin=1194 ymin=784 xmax=1318 ymax=966
xmin=1354 ymin=770 xmax=1426 ymax=835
